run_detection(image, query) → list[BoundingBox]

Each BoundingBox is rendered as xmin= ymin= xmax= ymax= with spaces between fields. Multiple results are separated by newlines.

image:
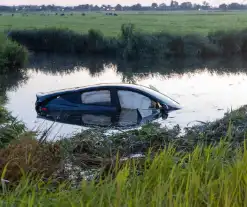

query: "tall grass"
xmin=1 ymin=141 xmax=247 ymax=206
xmin=0 ymin=33 xmax=28 ymax=72
xmin=8 ymin=28 xmax=118 ymax=55
xmin=8 ymin=24 xmax=247 ymax=60
xmin=0 ymin=101 xmax=26 ymax=148
xmin=1 ymin=103 xmax=247 ymax=205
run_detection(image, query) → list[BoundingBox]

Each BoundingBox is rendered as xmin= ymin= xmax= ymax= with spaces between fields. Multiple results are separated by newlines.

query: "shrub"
xmin=208 ymin=30 xmax=242 ymax=55
xmin=87 ymin=29 xmax=106 ymax=53
xmin=8 ymin=25 xmax=247 ymax=60
xmin=0 ymin=136 xmax=61 ymax=183
xmin=0 ymin=34 xmax=28 ymax=72
xmin=0 ymin=105 xmax=13 ymax=124
xmin=8 ymin=28 xmax=78 ymax=53
xmin=0 ymin=104 xmax=26 ymax=149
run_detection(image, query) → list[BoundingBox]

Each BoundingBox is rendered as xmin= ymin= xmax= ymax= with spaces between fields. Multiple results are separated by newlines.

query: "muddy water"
xmin=5 ymin=58 xmax=247 ymax=138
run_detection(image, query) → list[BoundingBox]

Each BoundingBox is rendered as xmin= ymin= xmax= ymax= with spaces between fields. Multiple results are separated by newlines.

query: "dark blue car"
xmin=35 ymin=83 xmax=181 ymax=118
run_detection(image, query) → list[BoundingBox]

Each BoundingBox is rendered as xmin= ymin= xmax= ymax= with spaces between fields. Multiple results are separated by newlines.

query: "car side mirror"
xmin=161 ymin=111 xmax=168 ymax=120
xmin=162 ymin=104 xmax=169 ymax=111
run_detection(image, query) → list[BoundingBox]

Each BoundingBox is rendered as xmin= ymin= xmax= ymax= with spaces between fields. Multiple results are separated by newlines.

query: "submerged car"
xmin=35 ymin=83 xmax=181 ymax=119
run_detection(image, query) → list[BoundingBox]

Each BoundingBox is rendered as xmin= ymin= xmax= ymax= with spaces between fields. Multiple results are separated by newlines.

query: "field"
xmin=3 ymin=11 xmax=247 ymax=205
xmin=1 ymin=11 xmax=247 ymax=36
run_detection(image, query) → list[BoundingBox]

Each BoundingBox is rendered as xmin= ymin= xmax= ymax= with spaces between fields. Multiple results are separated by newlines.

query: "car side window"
xmin=117 ymin=90 xmax=155 ymax=109
xmin=46 ymin=93 xmax=79 ymax=105
xmin=81 ymin=90 xmax=111 ymax=106
xmin=59 ymin=93 xmax=81 ymax=104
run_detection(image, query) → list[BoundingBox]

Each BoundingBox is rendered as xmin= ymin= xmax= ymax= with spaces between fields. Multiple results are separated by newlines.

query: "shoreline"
xmin=7 ymin=24 xmax=247 ymax=60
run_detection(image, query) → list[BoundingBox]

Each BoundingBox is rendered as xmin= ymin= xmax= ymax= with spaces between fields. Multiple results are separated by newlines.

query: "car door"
xmin=79 ymin=88 xmax=117 ymax=114
xmin=116 ymin=89 xmax=161 ymax=118
xmin=46 ymin=88 xmax=117 ymax=119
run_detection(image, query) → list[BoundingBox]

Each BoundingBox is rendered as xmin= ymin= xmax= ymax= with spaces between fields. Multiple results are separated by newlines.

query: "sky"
xmin=1 ymin=0 xmax=245 ymax=7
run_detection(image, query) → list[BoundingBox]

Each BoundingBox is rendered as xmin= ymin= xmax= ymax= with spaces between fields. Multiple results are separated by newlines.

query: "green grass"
xmin=1 ymin=103 xmax=247 ymax=205
xmin=1 ymin=141 xmax=247 ymax=206
xmin=4 ymin=11 xmax=247 ymax=60
xmin=1 ymin=11 xmax=247 ymax=36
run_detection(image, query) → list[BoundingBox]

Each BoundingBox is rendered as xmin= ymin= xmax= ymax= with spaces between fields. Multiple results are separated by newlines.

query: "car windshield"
xmin=137 ymin=85 xmax=180 ymax=108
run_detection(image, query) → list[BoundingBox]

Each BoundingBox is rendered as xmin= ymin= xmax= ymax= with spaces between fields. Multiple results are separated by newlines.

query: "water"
xmin=4 ymin=56 xmax=247 ymax=138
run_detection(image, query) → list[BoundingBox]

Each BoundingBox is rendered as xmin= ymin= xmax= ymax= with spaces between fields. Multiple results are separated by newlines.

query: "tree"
xmin=228 ymin=3 xmax=243 ymax=10
xmin=131 ymin=3 xmax=142 ymax=10
xmin=115 ymin=4 xmax=123 ymax=11
xmin=151 ymin=3 xmax=158 ymax=8
xmin=180 ymin=2 xmax=193 ymax=10
xmin=93 ymin=5 xmax=100 ymax=11
xmin=202 ymin=1 xmax=210 ymax=9
xmin=193 ymin=3 xmax=201 ymax=10
xmin=219 ymin=3 xmax=227 ymax=11
xmin=159 ymin=3 xmax=167 ymax=10
xmin=170 ymin=0 xmax=179 ymax=9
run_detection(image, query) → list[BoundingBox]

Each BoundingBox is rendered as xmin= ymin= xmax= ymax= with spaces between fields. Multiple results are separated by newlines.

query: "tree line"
xmin=0 ymin=2 xmax=246 ymax=12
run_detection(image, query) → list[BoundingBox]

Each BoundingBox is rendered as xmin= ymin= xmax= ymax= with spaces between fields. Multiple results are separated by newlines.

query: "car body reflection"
xmin=37 ymin=108 xmax=167 ymax=129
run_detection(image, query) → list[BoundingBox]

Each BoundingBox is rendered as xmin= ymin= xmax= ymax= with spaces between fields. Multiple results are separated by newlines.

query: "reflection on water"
xmin=38 ymin=108 xmax=164 ymax=129
xmin=28 ymin=54 xmax=247 ymax=76
xmin=4 ymin=55 xmax=247 ymax=138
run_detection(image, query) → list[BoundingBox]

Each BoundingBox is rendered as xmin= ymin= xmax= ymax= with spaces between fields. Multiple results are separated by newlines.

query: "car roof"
xmin=75 ymin=83 xmax=155 ymax=90
xmin=37 ymin=83 xmax=180 ymax=108
xmin=40 ymin=83 xmax=152 ymax=94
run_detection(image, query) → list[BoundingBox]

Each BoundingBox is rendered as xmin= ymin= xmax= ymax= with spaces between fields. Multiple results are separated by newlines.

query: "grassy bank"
xmin=0 ymin=103 xmax=247 ymax=205
xmin=8 ymin=25 xmax=247 ymax=60
xmin=1 ymin=134 xmax=247 ymax=206
xmin=1 ymin=11 xmax=247 ymax=36
xmin=0 ymin=33 xmax=28 ymax=72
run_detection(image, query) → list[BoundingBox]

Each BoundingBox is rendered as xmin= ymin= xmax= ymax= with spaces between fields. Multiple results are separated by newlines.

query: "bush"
xmin=208 ymin=29 xmax=247 ymax=56
xmin=0 ymin=136 xmax=61 ymax=183
xmin=9 ymin=28 xmax=116 ymax=55
xmin=87 ymin=29 xmax=106 ymax=53
xmin=0 ymin=34 xmax=28 ymax=72
xmin=0 ymin=103 xmax=61 ymax=183
xmin=7 ymin=25 xmax=247 ymax=60
xmin=8 ymin=28 xmax=79 ymax=53
xmin=0 ymin=104 xmax=26 ymax=149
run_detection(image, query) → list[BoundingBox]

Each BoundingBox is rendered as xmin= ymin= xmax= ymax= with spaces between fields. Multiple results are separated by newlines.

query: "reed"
xmin=9 ymin=24 xmax=247 ymax=60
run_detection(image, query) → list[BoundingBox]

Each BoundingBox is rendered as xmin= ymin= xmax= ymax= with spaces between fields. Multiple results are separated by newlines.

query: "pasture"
xmin=1 ymin=11 xmax=247 ymax=36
